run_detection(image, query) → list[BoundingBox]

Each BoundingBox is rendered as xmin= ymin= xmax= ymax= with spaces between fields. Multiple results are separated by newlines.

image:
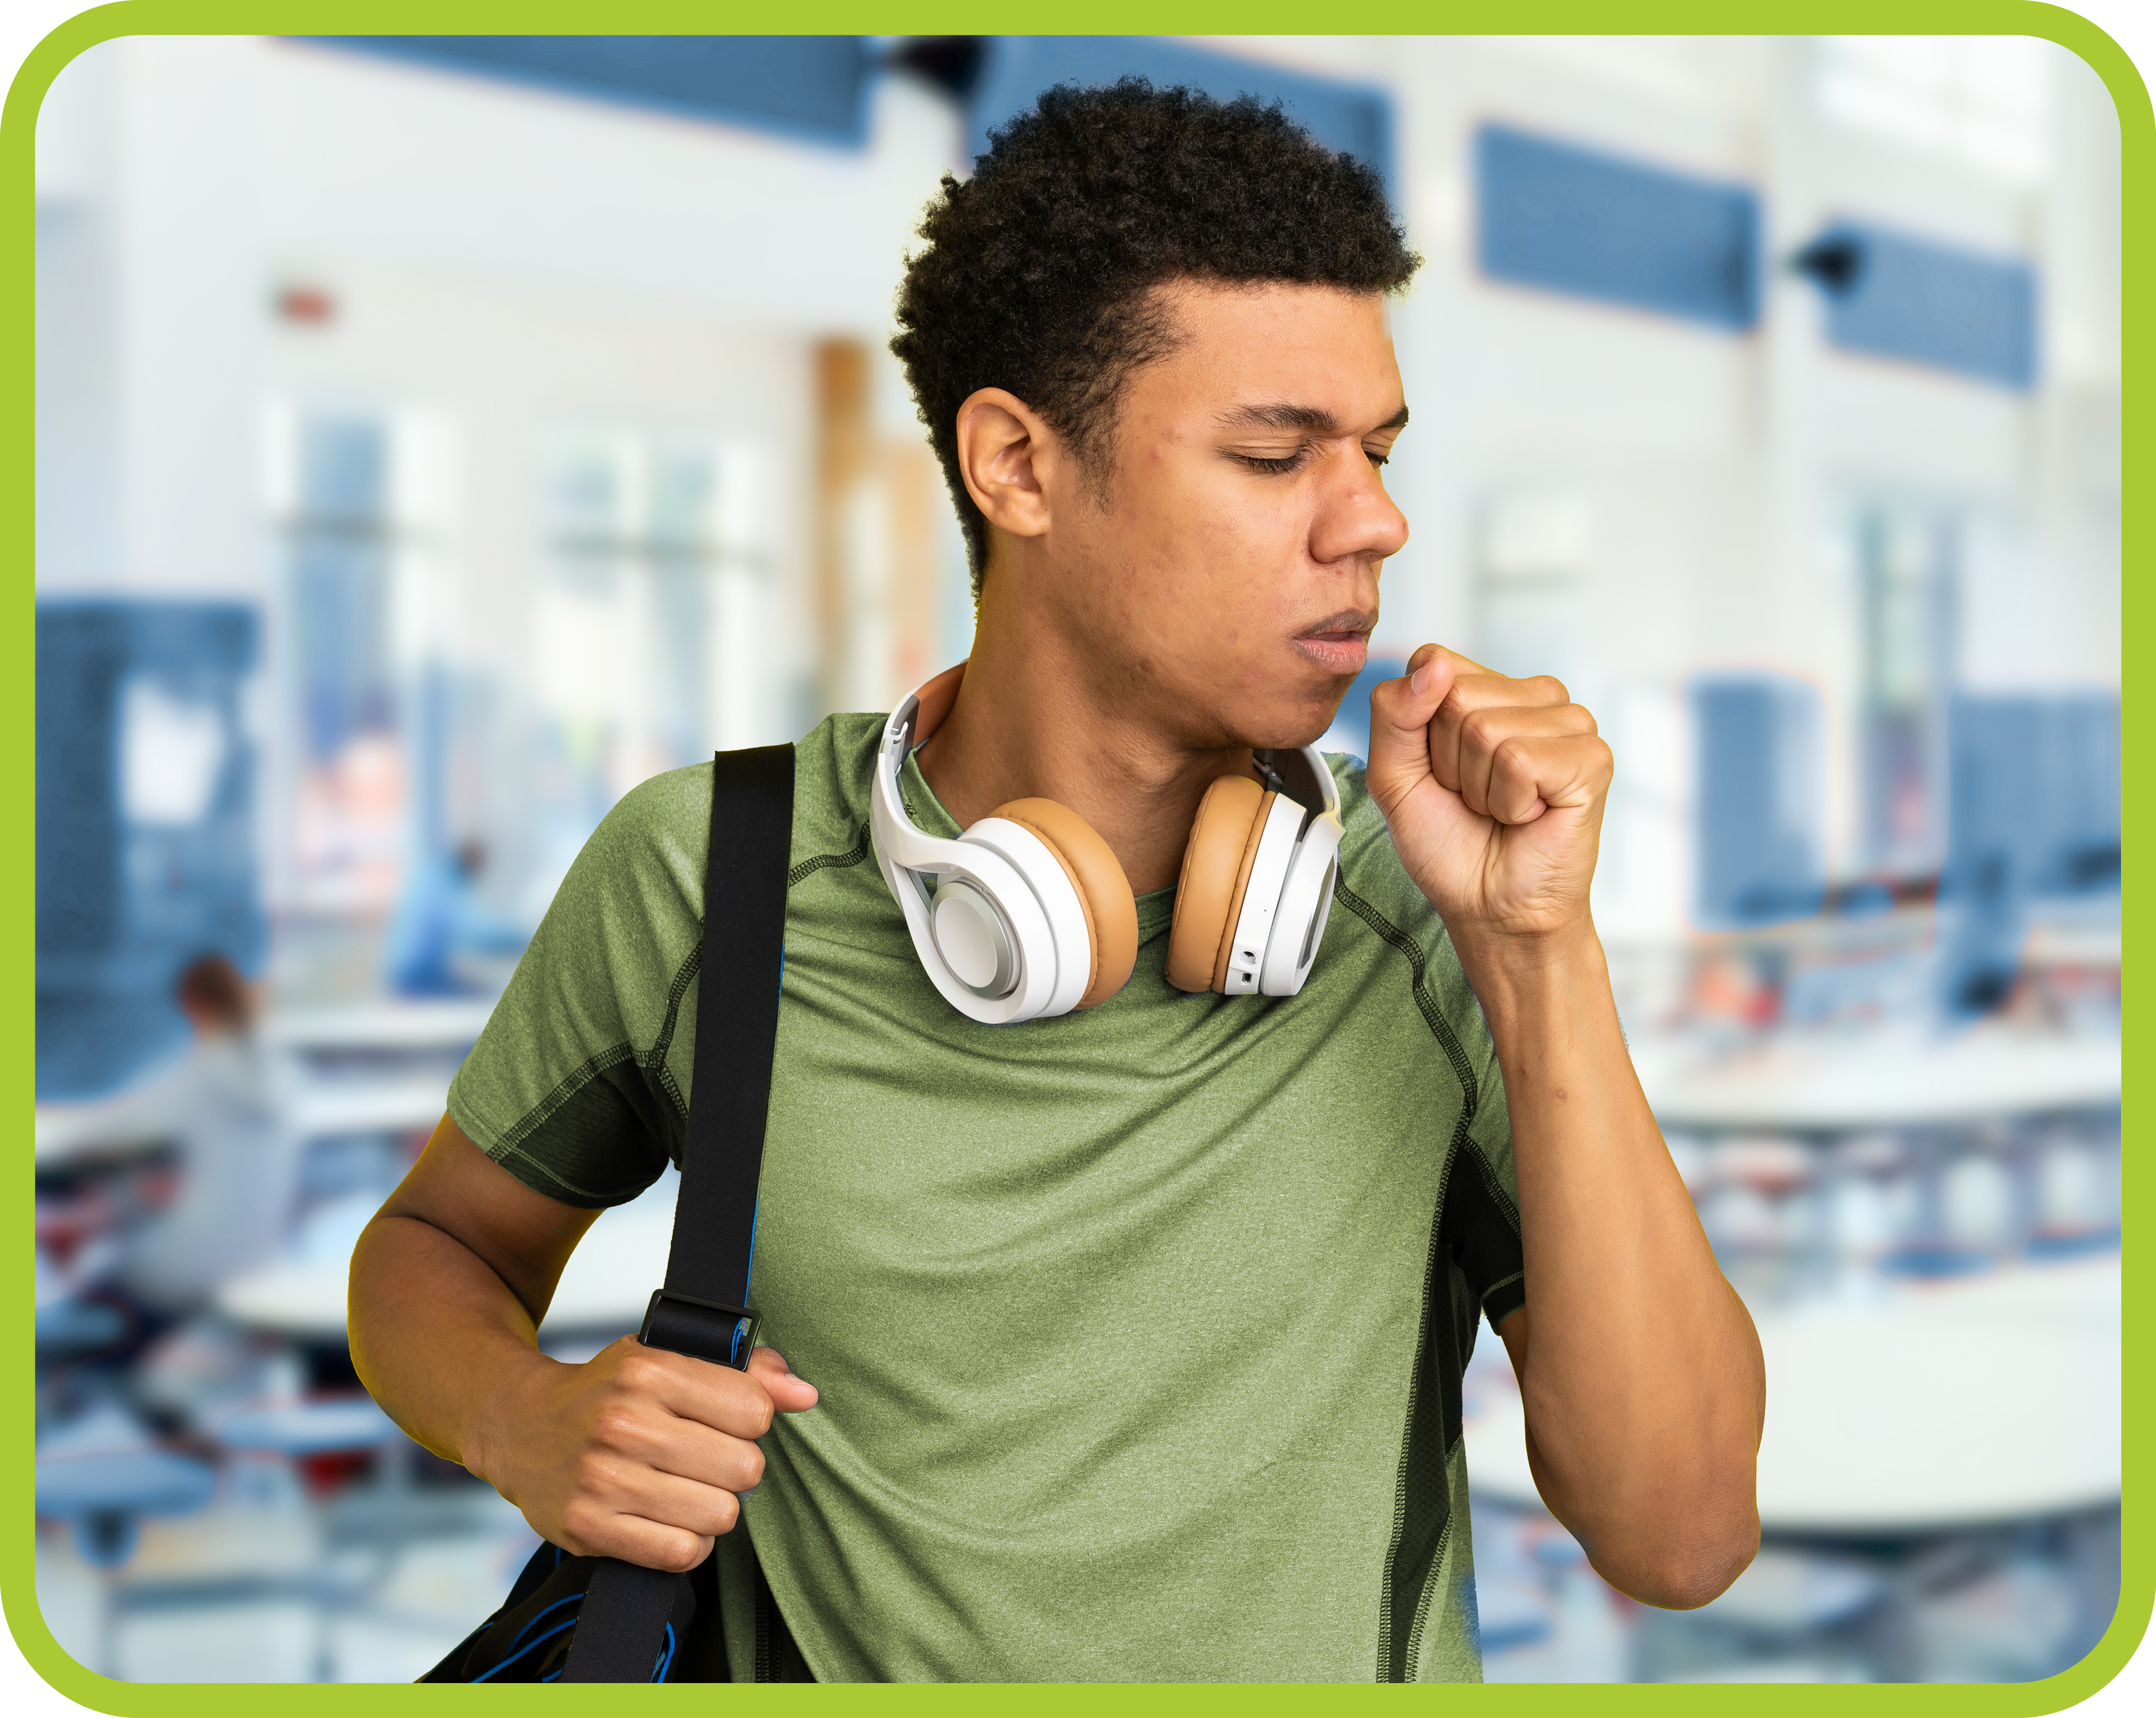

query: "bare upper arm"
xmin=373 ymin=1113 xmax=605 ymax=1325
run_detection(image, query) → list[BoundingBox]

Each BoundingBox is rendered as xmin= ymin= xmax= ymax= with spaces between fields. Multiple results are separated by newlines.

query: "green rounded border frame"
xmin=4 ymin=4 xmax=2144 ymax=1710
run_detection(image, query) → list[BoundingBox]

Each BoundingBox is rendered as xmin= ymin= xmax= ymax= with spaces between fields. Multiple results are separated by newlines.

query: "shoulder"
xmin=789 ymin=712 xmax=886 ymax=871
xmin=545 ymin=758 xmax=714 ymax=941
xmin=591 ymin=757 xmax=713 ymax=865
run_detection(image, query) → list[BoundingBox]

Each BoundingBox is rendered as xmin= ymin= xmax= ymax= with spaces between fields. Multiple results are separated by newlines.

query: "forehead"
xmin=1135 ymin=281 xmax=1401 ymax=420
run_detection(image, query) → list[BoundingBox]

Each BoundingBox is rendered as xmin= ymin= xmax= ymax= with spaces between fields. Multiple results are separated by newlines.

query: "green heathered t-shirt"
xmin=447 ymin=713 xmax=1527 ymax=1684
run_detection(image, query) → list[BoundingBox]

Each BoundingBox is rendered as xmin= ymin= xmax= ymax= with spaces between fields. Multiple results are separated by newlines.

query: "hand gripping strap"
xmin=561 ymin=743 xmax=795 ymax=1684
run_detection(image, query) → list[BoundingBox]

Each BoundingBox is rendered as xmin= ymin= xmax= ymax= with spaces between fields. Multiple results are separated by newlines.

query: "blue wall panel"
xmin=314 ymin=37 xmax=876 ymax=147
xmin=969 ymin=38 xmax=1393 ymax=195
xmin=1476 ymin=124 xmax=1759 ymax=331
xmin=1809 ymin=221 xmax=2036 ymax=390
xmin=1692 ymin=673 xmax=1827 ymax=930
xmin=1937 ymin=691 xmax=2118 ymax=1014
xmin=314 ymin=36 xmax=1393 ymax=188
xmin=38 ymin=602 xmax=265 ymax=1099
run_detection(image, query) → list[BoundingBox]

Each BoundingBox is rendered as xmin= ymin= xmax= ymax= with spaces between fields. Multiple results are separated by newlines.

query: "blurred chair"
xmin=35 ymin=1405 xmax=218 ymax=1677
xmin=34 ymin=1298 xmax=130 ymax=1373
xmin=214 ymin=1393 xmax=408 ymax=1681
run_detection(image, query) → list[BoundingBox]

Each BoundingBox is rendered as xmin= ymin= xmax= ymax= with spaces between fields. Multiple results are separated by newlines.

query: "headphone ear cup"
xmin=985 ymin=799 xmax=1138 ymax=1007
xmin=1166 ymin=776 xmax=1270 ymax=994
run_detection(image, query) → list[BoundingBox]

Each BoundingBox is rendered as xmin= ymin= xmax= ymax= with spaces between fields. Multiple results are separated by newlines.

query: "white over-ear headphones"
xmin=871 ymin=663 xmax=1344 ymax=1025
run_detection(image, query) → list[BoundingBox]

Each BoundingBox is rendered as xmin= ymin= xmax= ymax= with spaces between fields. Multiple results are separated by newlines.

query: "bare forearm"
xmin=347 ymin=1212 xmax=560 ymax=1479
xmin=1462 ymin=924 xmax=1764 ymax=1607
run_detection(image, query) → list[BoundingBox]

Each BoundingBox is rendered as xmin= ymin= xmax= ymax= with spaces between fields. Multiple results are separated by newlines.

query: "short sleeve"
xmin=1448 ymin=1065 xmax=1525 ymax=1331
xmin=445 ymin=763 xmax=714 ymax=1208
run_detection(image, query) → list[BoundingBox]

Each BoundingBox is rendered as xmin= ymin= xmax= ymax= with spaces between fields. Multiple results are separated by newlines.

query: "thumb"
xmin=1366 ymin=644 xmax=1459 ymax=796
xmin=748 ymin=1345 xmax=820 ymax=1411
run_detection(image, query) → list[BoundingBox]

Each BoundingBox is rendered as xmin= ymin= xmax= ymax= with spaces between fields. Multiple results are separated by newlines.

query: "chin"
xmin=1236 ymin=683 xmax=1344 ymax=754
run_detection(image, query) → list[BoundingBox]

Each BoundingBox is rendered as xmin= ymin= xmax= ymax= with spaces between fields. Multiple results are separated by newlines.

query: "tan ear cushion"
xmin=986 ymin=798 xmax=1138 ymax=1008
xmin=1166 ymin=776 xmax=1272 ymax=994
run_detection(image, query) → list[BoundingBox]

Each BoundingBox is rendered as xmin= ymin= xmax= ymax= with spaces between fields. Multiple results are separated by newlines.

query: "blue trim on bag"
xmin=472 ymin=1616 xmax=580 ymax=1682
xmin=499 ymin=1593 xmax=582 ymax=1658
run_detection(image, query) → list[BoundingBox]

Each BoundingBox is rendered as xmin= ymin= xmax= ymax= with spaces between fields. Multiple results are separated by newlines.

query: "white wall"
xmin=36 ymin=34 xmax=970 ymax=913
xmin=36 ymin=33 xmax=2120 ymax=944
xmin=1282 ymin=33 xmax=2123 ymax=936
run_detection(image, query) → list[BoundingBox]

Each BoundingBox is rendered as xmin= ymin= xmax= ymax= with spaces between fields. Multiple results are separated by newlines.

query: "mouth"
xmin=1292 ymin=611 xmax=1374 ymax=677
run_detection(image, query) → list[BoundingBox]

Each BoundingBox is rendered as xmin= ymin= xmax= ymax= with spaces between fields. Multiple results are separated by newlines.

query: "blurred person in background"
xmin=383 ymin=838 xmax=530 ymax=997
xmin=111 ymin=955 xmax=299 ymax=1318
xmin=349 ymin=80 xmax=1763 ymax=1681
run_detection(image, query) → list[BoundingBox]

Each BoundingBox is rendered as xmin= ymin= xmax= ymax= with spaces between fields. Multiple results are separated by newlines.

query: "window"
xmin=528 ymin=428 xmax=776 ymax=868
xmin=1814 ymin=36 xmax=2049 ymax=183
xmin=1855 ymin=503 xmax=1956 ymax=880
xmin=1473 ymin=483 xmax=1593 ymax=695
xmin=269 ymin=409 xmax=425 ymax=913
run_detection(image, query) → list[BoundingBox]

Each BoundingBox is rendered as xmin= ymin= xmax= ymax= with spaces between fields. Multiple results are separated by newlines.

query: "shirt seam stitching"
xmin=481 ymin=1040 xmax=647 ymax=1204
xmin=788 ymin=823 xmax=871 ymax=887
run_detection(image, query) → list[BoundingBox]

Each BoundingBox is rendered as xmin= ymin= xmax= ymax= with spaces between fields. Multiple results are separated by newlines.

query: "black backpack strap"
xmin=562 ymin=743 xmax=796 ymax=1683
xmin=648 ymin=741 xmax=796 ymax=1348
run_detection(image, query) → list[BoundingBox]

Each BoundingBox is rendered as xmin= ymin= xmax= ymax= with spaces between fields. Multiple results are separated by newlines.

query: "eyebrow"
xmin=1215 ymin=402 xmax=1411 ymax=434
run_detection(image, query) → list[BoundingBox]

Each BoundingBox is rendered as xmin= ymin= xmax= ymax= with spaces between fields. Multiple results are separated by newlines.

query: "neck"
xmin=912 ymin=580 xmax=1258 ymax=895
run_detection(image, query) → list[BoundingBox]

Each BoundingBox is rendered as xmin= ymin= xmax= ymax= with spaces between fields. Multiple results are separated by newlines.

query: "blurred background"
xmin=34 ymin=34 xmax=2118 ymax=1683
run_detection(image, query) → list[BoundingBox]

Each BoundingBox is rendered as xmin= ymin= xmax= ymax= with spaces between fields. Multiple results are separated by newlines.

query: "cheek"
xmin=1096 ymin=454 xmax=1312 ymax=649
xmin=1131 ymin=468 xmax=1298 ymax=585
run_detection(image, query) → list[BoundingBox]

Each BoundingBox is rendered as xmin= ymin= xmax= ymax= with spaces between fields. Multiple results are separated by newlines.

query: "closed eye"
xmin=1230 ymin=448 xmax=1311 ymax=474
xmin=1228 ymin=441 xmax=1393 ymax=475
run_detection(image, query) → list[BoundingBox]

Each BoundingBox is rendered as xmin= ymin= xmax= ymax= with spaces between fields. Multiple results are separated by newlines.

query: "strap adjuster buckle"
xmin=638 ymin=1290 xmax=761 ymax=1372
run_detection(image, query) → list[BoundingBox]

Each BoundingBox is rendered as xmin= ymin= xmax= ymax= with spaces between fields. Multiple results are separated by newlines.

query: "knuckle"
xmin=739 ymin=1444 xmax=767 ymax=1492
xmin=561 ymin=1496 xmax=605 ymax=1541
xmin=712 ymin=1492 xmax=742 ymax=1536
xmin=620 ymin=1353 xmax=668 ymax=1393
xmin=573 ymin=1448 xmax=618 ymax=1495
xmin=591 ymin=1402 xmax=642 ymax=1450
xmin=659 ymin=1536 xmax=707 ymax=1576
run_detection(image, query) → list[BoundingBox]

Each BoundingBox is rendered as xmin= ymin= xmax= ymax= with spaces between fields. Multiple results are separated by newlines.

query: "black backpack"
xmin=421 ymin=745 xmax=814 ymax=1682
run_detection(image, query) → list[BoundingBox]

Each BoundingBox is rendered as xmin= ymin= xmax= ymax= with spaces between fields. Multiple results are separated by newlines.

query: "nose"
xmin=1311 ymin=440 xmax=1410 ymax=569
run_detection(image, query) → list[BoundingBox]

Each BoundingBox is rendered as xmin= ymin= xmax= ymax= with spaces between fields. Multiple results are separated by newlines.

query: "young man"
xmin=350 ymin=82 xmax=1763 ymax=1682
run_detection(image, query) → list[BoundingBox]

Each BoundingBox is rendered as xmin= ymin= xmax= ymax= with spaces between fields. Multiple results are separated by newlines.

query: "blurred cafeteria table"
xmin=1632 ymin=1028 xmax=2120 ymax=1132
xmin=215 ymin=1177 xmax=678 ymax=1345
xmin=260 ymin=997 xmax=497 ymax=1054
xmin=1463 ymin=1252 xmax=2120 ymax=1535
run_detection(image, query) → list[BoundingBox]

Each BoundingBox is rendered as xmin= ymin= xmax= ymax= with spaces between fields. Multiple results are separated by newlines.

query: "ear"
xmin=955 ymin=387 xmax=1063 ymax=542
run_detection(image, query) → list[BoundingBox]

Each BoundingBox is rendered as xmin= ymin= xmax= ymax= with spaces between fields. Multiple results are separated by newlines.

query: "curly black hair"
xmin=890 ymin=78 xmax=1421 ymax=596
